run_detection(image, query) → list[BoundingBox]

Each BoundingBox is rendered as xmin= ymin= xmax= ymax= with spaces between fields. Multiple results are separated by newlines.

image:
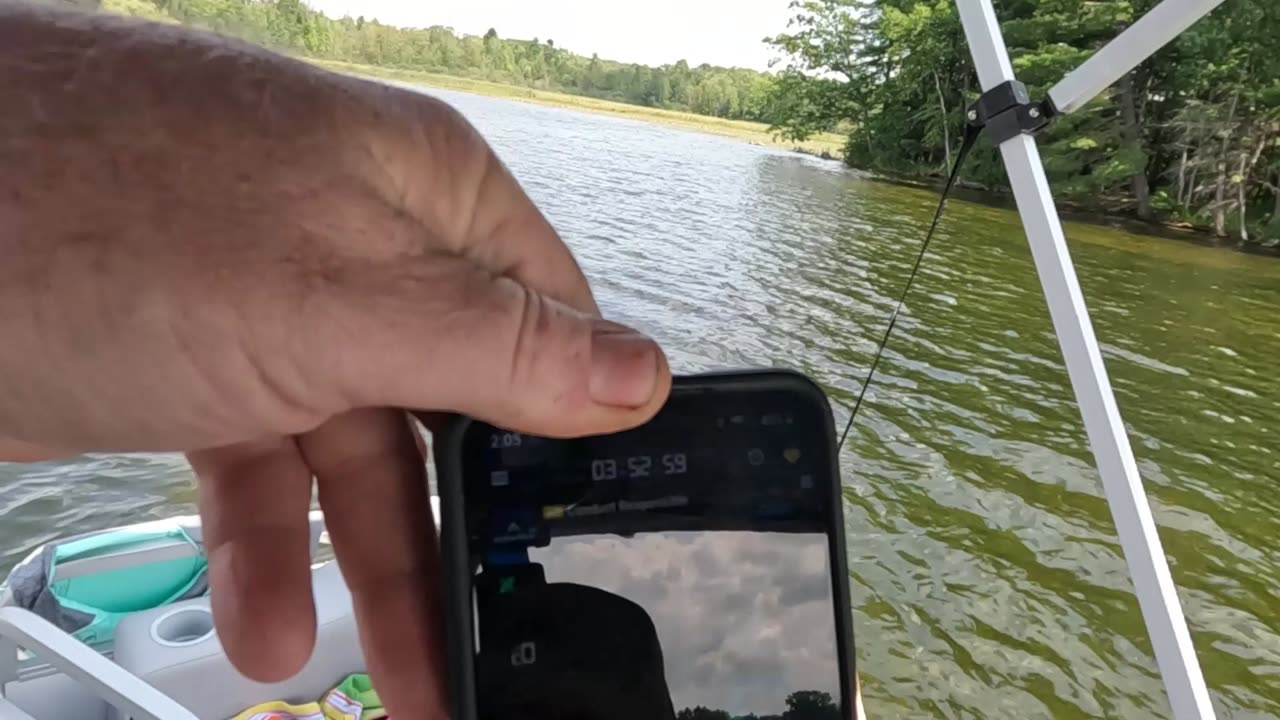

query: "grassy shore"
xmin=313 ymin=60 xmax=847 ymax=159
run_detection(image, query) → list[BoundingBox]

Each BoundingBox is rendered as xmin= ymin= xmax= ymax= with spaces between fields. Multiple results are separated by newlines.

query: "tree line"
xmin=110 ymin=0 xmax=774 ymax=122
xmin=98 ymin=0 xmax=1277 ymax=243
xmin=765 ymin=0 xmax=1280 ymax=245
xmin=676 ymin=689 xmax=842 ymax=720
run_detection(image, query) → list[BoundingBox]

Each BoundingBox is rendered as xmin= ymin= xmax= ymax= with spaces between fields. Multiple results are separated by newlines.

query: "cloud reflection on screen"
xmin=530 ymin=530 xmax=840 ymax=717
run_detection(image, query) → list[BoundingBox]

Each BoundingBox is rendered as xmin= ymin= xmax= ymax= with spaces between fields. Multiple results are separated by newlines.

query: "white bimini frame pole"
xmin=953 ymin=1 xmax=1224 ymax=718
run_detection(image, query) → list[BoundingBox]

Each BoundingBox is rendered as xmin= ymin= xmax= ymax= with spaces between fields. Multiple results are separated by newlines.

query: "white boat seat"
xmin=0 ymin=696 xmax=38 ymax=720
xmin=110 ymin=560 xmax=363 ymax=720
xmin=0 ymin=501 xmax=439 ymax=719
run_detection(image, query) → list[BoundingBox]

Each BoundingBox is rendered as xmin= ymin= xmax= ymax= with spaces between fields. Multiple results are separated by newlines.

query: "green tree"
xmin=668 ymin=60 xmax=692 ymax=104
xmin=764 ymin=0 xmax=1279 ymax=243
xmin=101 ymin=1 xmax=816 ymax=137
xmin=652 ymin=69 xmax=672 ymax=106
xmin=582 ymin=53 xmax=606 ymax=93
xmin=676 ymin=708 xmax=731 ymax=720
xmin=782 ymin=690 xmax=840 ymax=720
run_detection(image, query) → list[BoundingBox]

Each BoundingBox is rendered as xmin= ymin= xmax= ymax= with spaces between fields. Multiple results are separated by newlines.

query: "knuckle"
xmin=505 ymin=282 xmax=546 ymax=390
xmin=490 ymin=278 xmax=592 ymax=421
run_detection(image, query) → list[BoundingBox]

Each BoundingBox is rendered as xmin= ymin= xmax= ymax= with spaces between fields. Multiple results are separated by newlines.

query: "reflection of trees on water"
xmin=676 ymin=690 xmax=841 ymax=720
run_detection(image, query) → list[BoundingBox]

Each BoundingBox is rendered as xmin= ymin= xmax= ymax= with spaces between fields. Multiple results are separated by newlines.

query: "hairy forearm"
xmin=0 ymin=1 xmax=356 ymax=205
xmin=0 ymin=1 xmax=316 ymax=122
xmin=0 ymin=0 xmax=331 ymax=102
xmin=0 ymin=1 xmax=509 ymax=457
xmin=0 ymin=1 xmax=472 ymax=259
xmin=0 ymin=1 xmax=368 ymax=451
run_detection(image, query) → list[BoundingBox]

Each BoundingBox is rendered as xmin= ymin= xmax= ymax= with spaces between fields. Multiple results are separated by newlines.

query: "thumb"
xmin=313 ymin=258 xmax=671 ymax=438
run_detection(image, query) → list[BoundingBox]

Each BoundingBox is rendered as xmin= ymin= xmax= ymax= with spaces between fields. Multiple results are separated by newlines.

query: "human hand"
xmin=0 ymin=4 xmax=671 ymax=717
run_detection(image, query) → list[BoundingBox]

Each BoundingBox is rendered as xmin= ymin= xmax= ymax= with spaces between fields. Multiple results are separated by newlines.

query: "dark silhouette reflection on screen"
xmin=475 ymin=572 xmax=840 ymax=720
xmin=473 ymin=528 xmax=841 ymax=720
xmin=476 ymin=580 xmax=677 ymax=720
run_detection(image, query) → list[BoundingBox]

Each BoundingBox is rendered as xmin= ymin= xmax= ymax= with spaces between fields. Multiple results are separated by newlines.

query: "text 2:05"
xmin=490 ymin=432 xmax=522 ymax=449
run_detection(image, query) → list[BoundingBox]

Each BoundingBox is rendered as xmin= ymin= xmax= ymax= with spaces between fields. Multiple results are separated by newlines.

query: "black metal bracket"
xmin=966 ymin=80 xmax=1057 ymax=145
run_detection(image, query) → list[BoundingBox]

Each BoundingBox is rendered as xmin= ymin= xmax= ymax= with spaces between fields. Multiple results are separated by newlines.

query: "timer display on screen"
xmin=588 ymin=453 xmax=687 ymax=481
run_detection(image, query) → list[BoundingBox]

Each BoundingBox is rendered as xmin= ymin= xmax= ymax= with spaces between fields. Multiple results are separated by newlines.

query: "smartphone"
xmin=437 ymin=369 xmax=857 ymax=720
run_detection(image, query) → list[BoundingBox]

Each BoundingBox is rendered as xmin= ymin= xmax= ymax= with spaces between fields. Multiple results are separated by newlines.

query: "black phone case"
xmin=435 ymin=368 xmax=859 ymax=720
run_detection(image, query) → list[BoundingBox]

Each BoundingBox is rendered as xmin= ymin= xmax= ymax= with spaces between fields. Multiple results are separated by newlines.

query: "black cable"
xmin=837 ymin=122 xmax=984 ymax=450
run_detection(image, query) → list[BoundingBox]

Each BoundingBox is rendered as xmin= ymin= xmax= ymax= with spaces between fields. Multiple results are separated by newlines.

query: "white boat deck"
xmin=0 ymin=502 xmax=440 ymax=720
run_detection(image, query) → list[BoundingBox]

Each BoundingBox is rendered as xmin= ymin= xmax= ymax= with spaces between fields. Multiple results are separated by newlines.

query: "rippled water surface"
xmin=2 ymin=88 xmax=1277 ymax=718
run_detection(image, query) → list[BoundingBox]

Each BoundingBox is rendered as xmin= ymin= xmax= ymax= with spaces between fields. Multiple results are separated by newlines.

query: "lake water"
xmin=2 ymin=87 xmax=1277 ymax=718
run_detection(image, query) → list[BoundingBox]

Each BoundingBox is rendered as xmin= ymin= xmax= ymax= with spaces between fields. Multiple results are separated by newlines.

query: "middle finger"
xmin=297 ymin=408 xmax=446 ymax=719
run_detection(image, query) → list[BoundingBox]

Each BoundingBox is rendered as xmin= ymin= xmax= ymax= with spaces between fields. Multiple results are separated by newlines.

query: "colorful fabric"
xmin=319 ymin=689 xmax=360 ymax=720
xmin=231 ymin=700 xmax=323 ymax=720
xmin=323 ymin=674 xmax=386 ymax=720
xmin=231 ymin=673 xmax=387 ymax=720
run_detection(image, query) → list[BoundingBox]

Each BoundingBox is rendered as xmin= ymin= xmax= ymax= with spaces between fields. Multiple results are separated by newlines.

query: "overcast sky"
xmin=531 ymin=530 xmax=842 ymax=717
xmin=304 ymin=0 xmax=797 ymax=70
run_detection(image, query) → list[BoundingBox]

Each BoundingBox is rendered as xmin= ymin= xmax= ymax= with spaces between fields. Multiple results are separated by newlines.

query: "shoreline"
xmin=872 ymin=173 xmax=1280 ymax=257
xmin=317 ymin=60 xmax=1277 ymax=255
xmin=312 ymin=60 xmax=846 ymax=159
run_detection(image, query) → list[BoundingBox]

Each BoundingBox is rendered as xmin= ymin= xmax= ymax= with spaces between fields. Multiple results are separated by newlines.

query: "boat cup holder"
xmin=150 ymin=606 xmax=216 ymax=647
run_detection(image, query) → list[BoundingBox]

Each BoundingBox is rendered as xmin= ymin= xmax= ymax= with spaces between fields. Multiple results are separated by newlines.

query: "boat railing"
xmin=38 ymin=511 xmax=330 ymax=582
xmin=0 ymin=510 xmax=334 ymax=711
xmin=0 ymin=499 xmax=440 ymax=719
xmin=0 ymin=606 xmax=197 ymax=720
xmin=55 ymin=536 xmax=202 ymax=580
xmin=8 ymin=642 xmax=114 ymax=685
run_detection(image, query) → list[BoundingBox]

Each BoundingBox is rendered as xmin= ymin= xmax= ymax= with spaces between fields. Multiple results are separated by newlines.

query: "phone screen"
xmin=446 ymin=374 xmax=852 ymax=720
